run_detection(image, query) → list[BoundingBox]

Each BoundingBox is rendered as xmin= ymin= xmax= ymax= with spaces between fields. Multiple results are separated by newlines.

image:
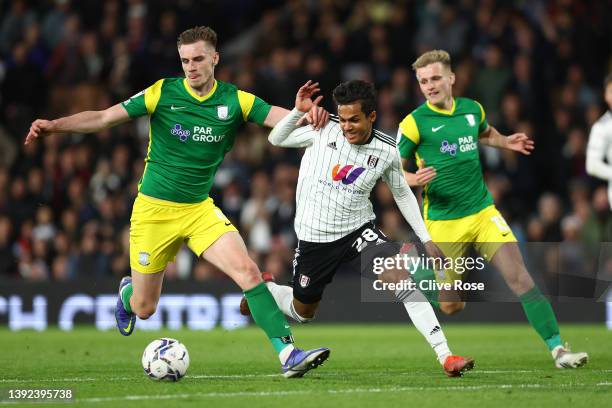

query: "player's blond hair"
xmin=177 ymin=26 xmax=217 ymax=49
xmin=412 ymin=50 xmax=452 ymax=71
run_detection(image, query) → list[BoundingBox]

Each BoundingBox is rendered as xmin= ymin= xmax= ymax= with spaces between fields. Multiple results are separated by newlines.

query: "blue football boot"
xmin=115 ymin=276 xmax=136 ymax=336
xmin=282 ymin=347 xmax=330 ymax=378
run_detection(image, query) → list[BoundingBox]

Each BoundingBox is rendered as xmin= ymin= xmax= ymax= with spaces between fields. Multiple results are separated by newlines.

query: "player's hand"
xmin=506 ymin=133 xmax=534 ymax=155
xmin=296 ymin=104 xmax=329 ymax=129
xmin=295 ymin=80 xmax=329 ymax=130
xmin=307 ymin=104 xmax=330 ymax=130
xmin=424 ymin=240 xmax=446 ymax=265
xmin=295 ymin=80 xmax=321 ymax=113
xmin=25 ymin=119 xmax=55 ymax=145
xmin=414 ymin=159 xmax=436 ymax=186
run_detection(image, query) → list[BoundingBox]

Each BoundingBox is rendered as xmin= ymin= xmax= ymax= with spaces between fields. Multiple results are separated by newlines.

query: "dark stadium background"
xmin=0 ymin=0 xmax=610 ymax=326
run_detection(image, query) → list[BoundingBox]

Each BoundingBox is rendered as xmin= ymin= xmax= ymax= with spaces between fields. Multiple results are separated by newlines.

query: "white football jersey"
xmin=272 ymin=114 xmax=425 ymax=243
xmin=586 ymin=111 xmax=612 ymax=208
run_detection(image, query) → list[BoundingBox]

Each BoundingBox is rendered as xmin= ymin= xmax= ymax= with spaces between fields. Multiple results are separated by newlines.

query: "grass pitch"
xmin=0 ymin=324 xmax=609 ymax=407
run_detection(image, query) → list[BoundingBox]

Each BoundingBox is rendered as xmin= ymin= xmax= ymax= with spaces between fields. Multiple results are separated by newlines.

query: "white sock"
xmin=266 ymin=282 xmax=314 ymax=323
xmin=399 ymin=289 xmax=452 ymax=365
xmin=266 ymin=282 xmax=295 ymax=318
xmin=278 ymin=344 xmax=295 ymax=364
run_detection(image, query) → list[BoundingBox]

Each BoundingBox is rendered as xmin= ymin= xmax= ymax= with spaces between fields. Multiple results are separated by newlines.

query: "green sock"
xmin=519 ymin=286 xmax=562 ymax=350
xmin=121 ymin=282 xmax=133 ymax=314
xmin=411 ymin=267 xmax=440 ymax=309
xmin=244 ymin=283 xmax=293 ymax=353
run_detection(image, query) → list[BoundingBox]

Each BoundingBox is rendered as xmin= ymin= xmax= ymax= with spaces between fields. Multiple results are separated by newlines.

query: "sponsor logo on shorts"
xmin=331 ymin=164 xmax=365 ymax=185
xmin=440 ymin=140 xmax=458 ymax=156
xmin=170 ymin=124 xmax=190 ymax=142
xmin=138 ymin=251 xmax=151 ymax=266
xmin=299 ymin=274 xmax=310 ymax=288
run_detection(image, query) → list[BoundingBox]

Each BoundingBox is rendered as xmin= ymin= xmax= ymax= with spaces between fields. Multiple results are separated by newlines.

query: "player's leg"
xmin=265 ymin=277 xmax=320 ymax=322
xmin=116 ymin=194 xmax=181 ymax=336
xmin=438 ymin=288 xmax=466 ymax=315
xmin=189 ymin=199 xmax=329 ymax=377
xmin=478 ymin=206 xmax=588 ymax=368
xmin=203 ymin=232 xmax=329 ymax=377
xmin=276 ymin=238 xmax=341 ymax=322
xmin=242 ymin=237 xmax=347 ymax=324
xmin=129 ymin=269 xmax=165 ymax=319
xmin=410 ymin=217 xmax=473 ymax=314
xmin=240 ymin=274 xmax=321 ymax=322
xmin=367 ymin=238 xmax=474 ymax=377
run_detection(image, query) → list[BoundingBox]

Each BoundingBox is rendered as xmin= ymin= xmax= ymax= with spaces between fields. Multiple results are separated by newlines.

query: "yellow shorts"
xmin=425 ymin=205 xmax=517 ymax=283
xmin=129 ymin=193 xmax=237 ymax=273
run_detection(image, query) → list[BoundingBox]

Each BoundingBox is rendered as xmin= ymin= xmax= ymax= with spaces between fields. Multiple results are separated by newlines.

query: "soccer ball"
xmin=141 ymin=338 xmax=190 ymax=381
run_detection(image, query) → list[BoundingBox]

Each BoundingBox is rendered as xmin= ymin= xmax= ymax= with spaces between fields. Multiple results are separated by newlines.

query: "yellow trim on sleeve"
xmin=399 ymin=114 xmax=420 ymax=145
xmin=144 ymin=79 xmax=165 ymax=114
xmin=183 ymin=79 xmax=218 ymax=102
xmin=475 ymin=101 xmax=486 ymax=124
xmin=426 ymin=98 xmax=456 ymax=115
xmin=237 ymin=90 xmax=256 ymax=121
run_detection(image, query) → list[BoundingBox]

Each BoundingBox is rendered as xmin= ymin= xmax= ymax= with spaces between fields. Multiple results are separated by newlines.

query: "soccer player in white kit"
xmin=587 ymin=73 xmax=612 ymax=211
xmin=586 ymin=72 xmax=612 ymax=329
xmin=242 ymin=80 xmax=474 ymax=376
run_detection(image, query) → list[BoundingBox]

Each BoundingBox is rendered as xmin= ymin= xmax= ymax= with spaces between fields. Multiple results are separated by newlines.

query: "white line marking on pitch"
xmin=0 ymin=374 xmax=280 ymax=383
xmin=1 ymin=369 xmax=609 ymax=384
xmin=0 ymin=369 xmax=550 ymax=383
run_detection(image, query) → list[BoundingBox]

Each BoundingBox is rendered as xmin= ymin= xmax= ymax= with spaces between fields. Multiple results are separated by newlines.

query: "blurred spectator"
xmin=537 ymin=193 xmax=563 ymax=242
xmin=0 ymin=215 xmax=17 ymax=275
xmin=241 ymin=171 xmax=275 ymax=254
xmin=0 ymin=0 xmax=36 ymax=54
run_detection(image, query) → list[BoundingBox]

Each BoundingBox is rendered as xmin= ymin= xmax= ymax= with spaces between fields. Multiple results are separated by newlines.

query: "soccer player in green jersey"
xmin=397 ymin=49 xmax=588 ymax=368
xmin=25 ymin=26 xmax=330 ymax=378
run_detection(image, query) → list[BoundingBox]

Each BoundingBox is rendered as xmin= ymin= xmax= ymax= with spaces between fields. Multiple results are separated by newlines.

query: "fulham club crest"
xmin=299 ymin=274 xmax=310 ymax=288
xmin=367 ymin=155 xmax=379 ymax=168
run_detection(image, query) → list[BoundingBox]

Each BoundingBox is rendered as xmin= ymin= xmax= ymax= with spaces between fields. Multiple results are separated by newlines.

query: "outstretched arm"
xmin=263 ymin=106 xmax=291 ymax=128
xmin=25 ymin=103 xmax=130 ymax=145
xmin=478 ymin=125 xmax=534 ymax=155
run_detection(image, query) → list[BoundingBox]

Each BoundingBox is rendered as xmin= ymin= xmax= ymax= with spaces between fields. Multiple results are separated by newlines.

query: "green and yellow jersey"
xmin=398 ymin=97 xmax=493 ymax=220
xmin=121 ymin=78 xmax=271 ymax=203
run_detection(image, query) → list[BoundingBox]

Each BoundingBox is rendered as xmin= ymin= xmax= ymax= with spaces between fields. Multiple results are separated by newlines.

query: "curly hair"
xmin=332 ymin=80 xmax=377 ymax=116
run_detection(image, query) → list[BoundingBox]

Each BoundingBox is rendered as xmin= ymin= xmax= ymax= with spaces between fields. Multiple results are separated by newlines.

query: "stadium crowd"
xmin=0 ymin=0 xmax=610 ymax=290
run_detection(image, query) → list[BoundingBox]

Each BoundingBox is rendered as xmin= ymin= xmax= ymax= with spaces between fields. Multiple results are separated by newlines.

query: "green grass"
xmin=0 ymin=324 xmax=610 ymax=407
